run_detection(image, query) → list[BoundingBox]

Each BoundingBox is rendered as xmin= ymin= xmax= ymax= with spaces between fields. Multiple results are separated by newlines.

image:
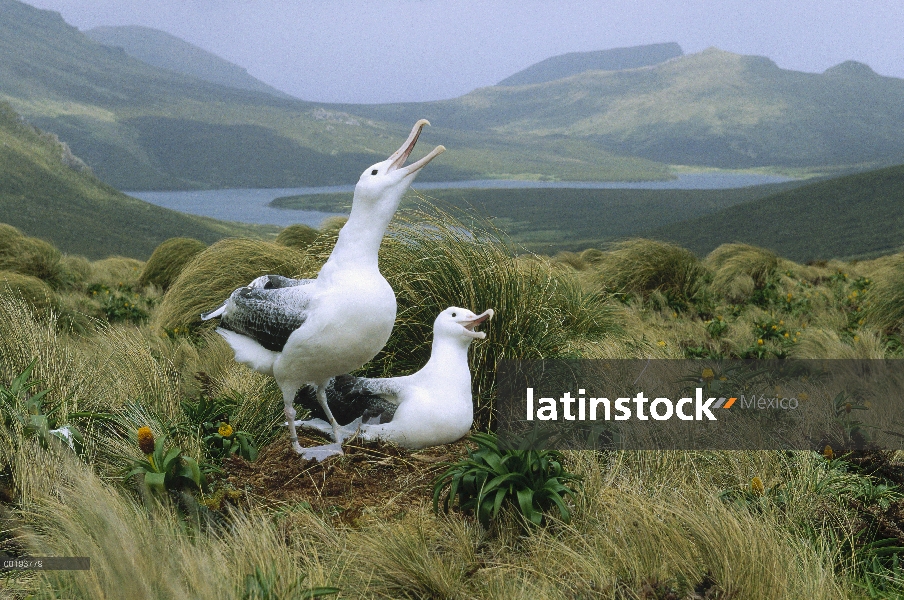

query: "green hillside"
xmin=84 ymin=25 xmax=292 ymax=99
xmin=646 ymin=164 xmax=904 ymax=261
xmin=353 ymin=48 xmax=904 ymax=171
xmin=0 ymin=0 xmax=667 ymax=189
xmin=270 ymin=180 xmax=806 ymax=253
xmin=497 ymin=42 xmax=683 ymax=86
xmin=0 ymin=101 xmax=274 ymax=259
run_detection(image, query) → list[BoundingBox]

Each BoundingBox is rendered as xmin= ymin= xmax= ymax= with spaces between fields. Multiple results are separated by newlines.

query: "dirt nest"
xmin=223 ymin=431 xmax=469 ymax=524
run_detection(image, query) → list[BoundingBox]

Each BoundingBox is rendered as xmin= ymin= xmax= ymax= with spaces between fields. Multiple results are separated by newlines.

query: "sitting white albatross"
xmin=294 ymin=307 xmax=493 ymax=449
xmin=201 ymin=120 xmax=444 ymax=460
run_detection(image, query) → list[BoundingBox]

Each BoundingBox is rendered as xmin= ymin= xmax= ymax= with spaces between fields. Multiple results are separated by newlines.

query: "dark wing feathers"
xmin=219 ymin=284 xmax=310 ymax=352
xmin=260 ymin=275 xmax=312 ymax=289
xmin=294 ymin=374 xmax=401 ymax=426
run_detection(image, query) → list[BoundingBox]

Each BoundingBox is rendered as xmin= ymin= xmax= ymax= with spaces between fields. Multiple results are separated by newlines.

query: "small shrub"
xmin=139 ymin=237 xmax=207 ymax=290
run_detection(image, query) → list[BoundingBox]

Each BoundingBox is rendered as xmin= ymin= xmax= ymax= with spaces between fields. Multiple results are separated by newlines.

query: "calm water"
xmin=130 ymin=173 xmax=795 ymax=228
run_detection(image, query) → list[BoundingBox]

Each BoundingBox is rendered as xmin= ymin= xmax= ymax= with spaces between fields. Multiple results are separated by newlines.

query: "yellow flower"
xmin=657 ymin=340 xmax=666 ymax=347
xmin=783 ymin=332 xmax=789 ymax=338
xmin=798 ymin=392 xmax=809 ymax=401
xmin=823 ymin=445 xmax=834 ymax=460
xmin=779 ymin=320 xmax=784 ymax=325
xmin=751 ymin=477 xmax=765 ymax=495
xmin=853 ymin=335 xmax=860 ymax=342
xmin=137 ymin=426 xmax=155 ymax=455
xmin=757 ymin=339 xmax=764 ymax=345
xmin=719 ymin=376 xmax=727 ymax=381
xmin=218 ymin=423 xmax=234 ymax=437
xmin=771 ymin=325 xmax=777 ymax=330
xmin=702 ymin=368 xmax=714 ymax=381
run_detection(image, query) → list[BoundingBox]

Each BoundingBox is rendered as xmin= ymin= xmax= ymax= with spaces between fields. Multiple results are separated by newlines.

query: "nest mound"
xmin=224 ymin=433 xmax=468 ymax=523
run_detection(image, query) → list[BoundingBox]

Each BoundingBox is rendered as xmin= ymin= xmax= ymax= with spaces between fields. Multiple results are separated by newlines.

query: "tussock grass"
xmin=5 ymin=210 xmax=904 ymax=599
xmin=367 ymin=208 xmax=622 ymax=425
xmin=153 ymin=238 xmax=311 ymax=331
xmin=863 ymin=253 xmax=904 ymax=334
xmin=89 ymin=256 xmax=144 ymax=288
xmin=706 ymin=243 xmax=780 ymax=303
xmin=275 ymin=224 xmax=320 ymax=250
xmin=138 ymin=237 xmax=207 ymax=290
xmin=572 ymin=238 xmax=708 ymax=310
xmin=0 ymin=271 xmax=56 ymax=314
xmin=11 ymin=449 xmax=333 ymax=600
xmin=0 ymin=223 xmax=71 ymax=288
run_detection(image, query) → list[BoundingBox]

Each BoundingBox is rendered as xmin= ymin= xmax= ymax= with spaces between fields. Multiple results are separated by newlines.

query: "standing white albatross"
xmin=295 ymin=307 xmax=494 ymax=449
xmin=201 ymin=120 xmax=444 ymax=461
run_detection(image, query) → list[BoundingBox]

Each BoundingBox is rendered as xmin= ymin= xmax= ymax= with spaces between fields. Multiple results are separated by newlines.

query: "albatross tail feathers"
xmin=216 ymin=328 xmax=278 ymax=375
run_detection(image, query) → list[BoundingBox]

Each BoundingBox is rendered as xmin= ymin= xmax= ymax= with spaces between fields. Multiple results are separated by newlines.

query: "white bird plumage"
xmin=295 ymin=307 xmax=494 ymax=449
xmin=202 ymin=120 xmax=444 ymax=461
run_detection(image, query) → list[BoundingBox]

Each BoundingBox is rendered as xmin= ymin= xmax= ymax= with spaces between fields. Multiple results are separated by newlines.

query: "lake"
xmin=130 ymin=173 xmax=796 ymax=227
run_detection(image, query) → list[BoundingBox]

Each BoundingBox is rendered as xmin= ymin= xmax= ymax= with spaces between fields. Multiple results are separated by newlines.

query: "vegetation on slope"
xmin=3 ymin=213 xmax=904 ymax=597
xmin=648 ymin=164 xmax=904 ymax=261
xmin=356 ymin=48 xmax=904 ymax=171
xmin=0 ymin=0 xmax=666 ymax=189
xmin=0 ymin=101 xmax=276 ymax=259
xmin=271 ymin=179 xmax=807 ymax=253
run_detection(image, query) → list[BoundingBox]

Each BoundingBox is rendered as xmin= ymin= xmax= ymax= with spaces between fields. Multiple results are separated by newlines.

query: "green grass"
xmin=271 ymin=180 xmax=805 ymax=253
xmin=3 ymin=214 xmax=904 ymax=598
xmin=0 ymin=101 xmax=278 ymax=259
xmin=648 ymin=163 xmax=904 ymax=261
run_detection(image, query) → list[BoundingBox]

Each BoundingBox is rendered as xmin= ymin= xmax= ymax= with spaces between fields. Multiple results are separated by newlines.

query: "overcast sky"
xmin=20 ymin=0 xmax=904 ymax=104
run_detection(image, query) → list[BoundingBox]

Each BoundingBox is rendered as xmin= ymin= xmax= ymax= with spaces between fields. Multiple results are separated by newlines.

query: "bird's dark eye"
xmin=451 ymin=312 xmax=457 ymax=317
xmin=371 ymin=169 xmax=378 ymax=175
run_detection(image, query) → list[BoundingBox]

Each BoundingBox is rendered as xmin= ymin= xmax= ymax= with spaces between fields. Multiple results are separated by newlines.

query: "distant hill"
xmin=84 ymin=25 xmax=292 ymax=99
xmin=646 ymin=164 xmax=904 ymax=261
xmin=354 ymin=47 xmax=904 ymax=171
xmin=497 ymin=43 xmax=683 ymax=86
xmin=0 ymin=0 xmax=665 ymax=190
xmin=0 ymin=101 xmax=273 ymax=259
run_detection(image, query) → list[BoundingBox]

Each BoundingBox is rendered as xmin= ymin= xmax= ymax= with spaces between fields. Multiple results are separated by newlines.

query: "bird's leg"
xmin=316 ymin=384 xmax=347 ymax=445
xmin=283 ymin=390 xmax=304 ymax=454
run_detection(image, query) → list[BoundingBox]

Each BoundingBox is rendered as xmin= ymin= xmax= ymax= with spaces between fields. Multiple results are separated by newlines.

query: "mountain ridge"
xmin=84 ymin=25 xmax=293 ymax=100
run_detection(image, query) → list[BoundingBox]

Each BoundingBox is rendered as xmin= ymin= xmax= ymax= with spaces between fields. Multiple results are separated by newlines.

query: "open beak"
xmin=461 ymin=309 xmax=494 ymax=339
xmin=387 ymin=119 xmax=445 ymax=176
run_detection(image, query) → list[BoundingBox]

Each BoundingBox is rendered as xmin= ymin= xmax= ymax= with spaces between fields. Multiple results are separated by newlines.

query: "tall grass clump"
xmin=15 ymin=450 xmax=337 ymax=600
xmin=275 ymin=224 xmax=320 ymax=250
xmin=705 ymin=243 xmax=780 ymax=303
xmin=581 ymin=239 xmax=709 ymax=311
xmin=139 ymin=237 xmax=207 ymax=290
xmin=0 ymin=271 xmax=56 ymax=315
xmin=364 ymin=208 xmax=622 ymax=426
xmin=0 ymin=223 xmax=70 ymax=288
xmin=862 ymin=253 xmax=904 ymax=334
xmin=154 ymin=238 xmax=311 ymax=332
xmin=89 ymin=256 xmax=144 ymax=288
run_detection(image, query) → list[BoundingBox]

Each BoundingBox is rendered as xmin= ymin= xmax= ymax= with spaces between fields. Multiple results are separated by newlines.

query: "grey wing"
xmin=295 ymin=374 xmax=403 ymax=426
xmin=218 ymin=284 xmax=311 ymax=352
xmin=201 ymin=274 xmax=313 ymax=323
xmin=251 ymin=275 xmax=314 ymax=290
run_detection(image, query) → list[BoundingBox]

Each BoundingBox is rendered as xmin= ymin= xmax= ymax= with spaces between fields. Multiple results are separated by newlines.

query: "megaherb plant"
xmin=126 ymin=426 xmax=203 ymax=499
xmin=433 ymin=432 xmax=581 ymax=528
